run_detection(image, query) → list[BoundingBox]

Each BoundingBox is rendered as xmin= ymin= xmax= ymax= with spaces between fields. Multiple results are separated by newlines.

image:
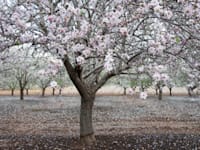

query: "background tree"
xmin=2 ymin=46 xmax=38 ymax=100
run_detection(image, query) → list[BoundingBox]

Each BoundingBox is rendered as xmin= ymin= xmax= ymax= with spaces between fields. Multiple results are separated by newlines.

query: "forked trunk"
xmin=20 ymin=88 xmax=24 ymax=100
xmin=158 ymin=88 xmax=162 ymax=100
xmin=42 ymin=88 xmax=45 ymax=97
xmin=80 ymin=96 xmax=96 ymax=145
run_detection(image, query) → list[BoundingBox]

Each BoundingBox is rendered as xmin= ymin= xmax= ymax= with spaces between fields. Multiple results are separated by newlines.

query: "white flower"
xmin=50 ymin=81 xmax=57 ymax=88
xmin=127 ymin=88 xmax=134 ymax=95
xmin=72 ymin=44 xmax=85 ymax=52
xmin=76 ymin=56 xmax=85 ymax=65
xmin=138 ymin=66 xmax=144 ymax=72
xmin=140 ymin=92 xmax=148 ymax=100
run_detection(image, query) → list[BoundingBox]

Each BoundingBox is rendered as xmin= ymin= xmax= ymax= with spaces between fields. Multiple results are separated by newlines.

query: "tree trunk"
xmin=158 ymin=88 xmax=162 ymax=100
xmin=188 ymin=88 xmax=192 ymax=97
xmin=52 ymin=88 xmax=55 ymax=96
xmin=26 ymin=89 xmax=29 ymax=95
xmin=42 ymin=88 xmax=45 ymax=97
xmin=59 ymin=88 xmax=62 ymax=95
xmin=80 ymin=96 xmax=96 ymax=145
xmin=169 ymin=87 xmax=172 ymax=96
xmin=123 ymin=87 xmax=126 ymax=95
xmin=141 ymin=84 xmax=144 ymax=92
xmin=155 ymin=88 xmax=158 ymax=95
xmin=11 ymin=89 xmax=14 ymax=96
xmin=20 ymin=88 xmax=24 ymax=100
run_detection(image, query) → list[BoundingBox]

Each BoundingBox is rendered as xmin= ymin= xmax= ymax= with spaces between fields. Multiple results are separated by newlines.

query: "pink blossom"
xmin=119 ymin=27 xmax=128 ymax=36
xmin=183 ymin=4 xmax=194 ymax=16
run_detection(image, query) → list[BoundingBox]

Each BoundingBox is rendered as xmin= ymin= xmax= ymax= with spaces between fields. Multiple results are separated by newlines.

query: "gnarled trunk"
xmin=20 ymin=88 xmax=24 ymax=100
xmin=80 ymin=96 xmax=96 ymax=145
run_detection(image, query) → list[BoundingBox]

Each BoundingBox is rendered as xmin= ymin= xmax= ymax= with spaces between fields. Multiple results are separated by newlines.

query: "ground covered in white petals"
xmin=0 ymin=96 xmax=200 ymax=149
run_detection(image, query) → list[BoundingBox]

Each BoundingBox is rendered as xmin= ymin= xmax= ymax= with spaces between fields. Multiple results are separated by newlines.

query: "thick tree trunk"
xmin=80 ymin=96 xmax=96 ymax=145
xmin=169 ymin=88 xmax=172 ymax=96
xmin=158 ymin=88 xmax=162 ymax=100
xmin=52 ymin=88 xmax=55 ymax=96
xmin=42 ymin=88 xmax=45 ymax=97
xmin=11 ymin=89 xmax=14 ymax=96
xmin=20 ymin=88 xmax=24 ymax=100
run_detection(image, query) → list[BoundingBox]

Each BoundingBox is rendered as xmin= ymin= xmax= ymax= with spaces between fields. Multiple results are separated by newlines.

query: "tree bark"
xmin=80 ymin=96 xmax=96 ymax=145
xmin=20 ymin=88 xmax=24 ymax=100
xmin=123 ymin=87 xmax=126 ymax=95
xmin=11 ymin=89 xmax=14 ymax=96
xmin=42 ymin=88 xmax=45 ymax=97
xmin=155 ymin=88 xmax=158 ymax=95
xmin=169 ymin=87 xmax=172 ymax=96
xmin=158 ymin=88 xmax=162 ymax=100
xmin=141 ymin=84 xmax=144 ymax=92
xmin=52 ymin=88 xmax=55 ymax=96
xmin=188 ymin=88 xmax=192 ymax=97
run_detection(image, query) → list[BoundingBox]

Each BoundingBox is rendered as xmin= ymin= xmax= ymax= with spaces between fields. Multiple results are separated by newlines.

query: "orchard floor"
xmin=0 ymin=95 xmax=200 ymax=149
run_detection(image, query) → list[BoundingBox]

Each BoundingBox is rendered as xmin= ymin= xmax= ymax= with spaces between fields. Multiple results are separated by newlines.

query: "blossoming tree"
xmin=2 ymin=45 xmax=38 ymax=100
xmin=0 ymin=0 xmax=200 ymax=145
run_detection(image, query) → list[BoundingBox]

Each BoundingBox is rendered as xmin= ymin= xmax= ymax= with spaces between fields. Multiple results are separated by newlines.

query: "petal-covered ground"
xmin=0 ymin=95 xmax=200 ymax=149
xmin=1 ymin=134 xmax=200 ymax=150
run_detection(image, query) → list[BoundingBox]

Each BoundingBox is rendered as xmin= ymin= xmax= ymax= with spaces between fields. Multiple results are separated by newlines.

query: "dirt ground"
xmin=0 ymin=95 xmax=200 ymax=149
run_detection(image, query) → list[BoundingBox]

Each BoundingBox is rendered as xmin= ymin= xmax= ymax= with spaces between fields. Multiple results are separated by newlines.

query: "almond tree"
xmin=1 ymin=0 xmax=200 ymax=145
xmin=0 ymin=73 xmax=18 ymax=96
xmin=37 ymin=57 xmax=63 ymax=96
xmin=2 ymin=46 xmax=38 ymax=100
